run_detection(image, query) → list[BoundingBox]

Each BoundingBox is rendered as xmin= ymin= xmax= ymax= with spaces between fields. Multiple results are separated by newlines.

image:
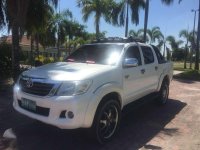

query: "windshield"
xmin=66 ymin=44 xmax=124 ymax=65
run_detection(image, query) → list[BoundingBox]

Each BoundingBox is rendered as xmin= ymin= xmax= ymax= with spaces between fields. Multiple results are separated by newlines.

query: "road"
xmin=0 ymin=79 xmax=200 ymax=150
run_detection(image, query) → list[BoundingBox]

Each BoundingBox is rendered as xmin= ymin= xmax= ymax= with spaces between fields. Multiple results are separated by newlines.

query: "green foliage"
xmin=0 ymin=42 xmax=12 ymax=79
xmin=34 ymin=55 xmax=63 ymax=64
xmin=129 ymin=29 xmax=143 ymax=38
xmin=174 ymin=70 xmax=200 ymax=81
xmin=77 ymin=0 xmax=119 ymax=38
xmin=33 ymin=55 xmax=65 ymax=65
xmin=172 ymin=49 xmax=185 ymax=61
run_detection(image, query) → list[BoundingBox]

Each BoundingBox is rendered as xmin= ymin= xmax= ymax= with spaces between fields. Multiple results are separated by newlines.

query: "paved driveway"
xmin=0 ymin=79 xmax=200 ymax=150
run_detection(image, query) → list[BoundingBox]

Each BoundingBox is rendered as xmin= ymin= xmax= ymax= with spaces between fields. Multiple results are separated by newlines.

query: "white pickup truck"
xmin=13 ymin=37 xmax=173 ymax=143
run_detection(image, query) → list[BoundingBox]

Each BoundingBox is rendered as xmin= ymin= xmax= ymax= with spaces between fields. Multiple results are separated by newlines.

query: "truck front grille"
xmin=19 ymin=78 xmax=54 ymax=96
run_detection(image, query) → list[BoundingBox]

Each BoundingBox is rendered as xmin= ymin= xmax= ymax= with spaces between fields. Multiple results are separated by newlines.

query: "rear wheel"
xmin=156 ymin=80 xmax=169 ymax=105
xmin=92 ymin=99 xmax=121 ymax=144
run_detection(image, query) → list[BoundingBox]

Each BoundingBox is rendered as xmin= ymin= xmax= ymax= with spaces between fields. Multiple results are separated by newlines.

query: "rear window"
xmin=151 ymin=45 xmax=166 ymax=64
xmin=141 ymin=46 xmax=154 ymax=64
xmin=66 ymin=44 xmax=124 ymax=65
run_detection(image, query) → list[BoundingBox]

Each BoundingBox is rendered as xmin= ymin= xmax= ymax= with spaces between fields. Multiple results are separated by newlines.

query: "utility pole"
xmin=143 ymin=0 xmax=149 ymax=43
xmin=125 ymin=1 xmax=129 ymax=37
xmin=191 ymin=9 xmax=198 ymax=69
xmin=193 ymin=7 xmax=200 ymax=70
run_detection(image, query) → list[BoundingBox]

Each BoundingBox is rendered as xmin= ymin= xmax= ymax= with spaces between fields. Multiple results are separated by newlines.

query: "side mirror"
xmin=123 ymin=58 xmax=138 ymax=67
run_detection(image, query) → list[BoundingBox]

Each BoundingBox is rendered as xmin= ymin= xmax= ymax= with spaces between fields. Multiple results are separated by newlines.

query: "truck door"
xmin=140 ymin=45 xmax=158 ymax=93
xmin=123 ymin=45 xmax=146 ymax=104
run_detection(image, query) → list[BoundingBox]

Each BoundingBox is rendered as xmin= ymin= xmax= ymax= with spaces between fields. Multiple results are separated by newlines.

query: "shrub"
xmin=35 ymin=55 xmax=55 ymax=65
xmin=0 ymin=43 xmax=12 ymax=79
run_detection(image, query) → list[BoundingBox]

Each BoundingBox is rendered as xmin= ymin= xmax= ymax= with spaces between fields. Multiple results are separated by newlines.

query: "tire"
xmin=91 ymin=99 xmax=121 ymax=144
xmin=156 ymin=80 xmax=169 ymax=105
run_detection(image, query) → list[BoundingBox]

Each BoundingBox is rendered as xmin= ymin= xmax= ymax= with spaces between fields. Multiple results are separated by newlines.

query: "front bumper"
xmin=13 ymin=85 xmax=92 ymax=129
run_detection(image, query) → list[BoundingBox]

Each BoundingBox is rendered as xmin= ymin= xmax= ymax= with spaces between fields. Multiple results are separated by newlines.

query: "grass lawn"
xmin=174 ymin=70 xmax=200 ymax=81
xmin=173 ymin=62 xmax=200 ymax=71
xmin=173 ymin=61 xmax=200 ymax=81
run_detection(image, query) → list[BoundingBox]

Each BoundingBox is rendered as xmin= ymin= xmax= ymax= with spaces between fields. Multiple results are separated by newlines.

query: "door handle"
xmin=141 ymin=69 xmax=145 ymax=74
xmin=155 ymin=66 xmax=158 ymax=71
xmin=125 ymin=75 xmax=129 ymax=79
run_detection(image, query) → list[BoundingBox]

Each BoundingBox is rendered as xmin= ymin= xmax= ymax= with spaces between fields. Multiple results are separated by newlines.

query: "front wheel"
xmin=92 ymin=99 xmax=121 ymax=144
xmin=156 ymin=81 xmax=169 ymax=105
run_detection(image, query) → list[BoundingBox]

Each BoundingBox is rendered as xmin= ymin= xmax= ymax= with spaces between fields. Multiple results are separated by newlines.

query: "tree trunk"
xmin=184 ymin=46 xmax=187 ymax=69
xmin=143 ymin=0 xmax=149 ymax=43
xmin=95 ymin=14 xmax=100 ymax=39
xmin=183 ymin=38 xmax=189 ymax=69
xmin=30 ymin=35 xmax=34 ymax=66
xmin=125 ymin=2 xmax=129 ymax=37
xmin=195 ymin=1 xmax=200 ymax=70
xmin=12 ymin=21 xmax=20 ymax=82
xmin=189 ymin=49 xmax=193 ymax=69
xmin=35 ymin=33 xmax=39 ymax=59
xmin=57 ymin=36 xmax=60 ymax=59
xmin=163 ymin=42 xmax=166 ymax=57
xmin=96 ymin=22 xmax=100 ymax=39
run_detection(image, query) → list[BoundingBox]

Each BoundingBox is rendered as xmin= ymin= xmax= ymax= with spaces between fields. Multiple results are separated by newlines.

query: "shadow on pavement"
xmin=173 ymin=77 xmax=196 ymax=84
xmin=1 ymin=98 xmax=186 ymax=150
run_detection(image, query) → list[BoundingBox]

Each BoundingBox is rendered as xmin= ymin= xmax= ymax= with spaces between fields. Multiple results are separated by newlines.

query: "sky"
xmin=0 ymin=0 xmax=198 ymax=42
xmin=59 ymin=0 xmax=198 ymax=41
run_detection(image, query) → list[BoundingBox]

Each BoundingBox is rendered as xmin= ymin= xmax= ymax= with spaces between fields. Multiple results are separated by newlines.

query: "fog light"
xmin=59 ymin=110 xmax=67 ymax=118
xmin=68 ymin=111 xmax=74 ymax=119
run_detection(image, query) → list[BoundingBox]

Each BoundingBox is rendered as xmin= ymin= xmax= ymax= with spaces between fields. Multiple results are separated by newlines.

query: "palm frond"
xmin=161 ymin=0 xmax=174 ymax=5
xmin=0 ymin=0 xmax=5 ymax=29
xmin=129 ymin=0 xmax=145 ymax=25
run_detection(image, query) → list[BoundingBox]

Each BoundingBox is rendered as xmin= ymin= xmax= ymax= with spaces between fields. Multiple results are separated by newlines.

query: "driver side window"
xmin=124 ymin=46 xmax=142 ymax=66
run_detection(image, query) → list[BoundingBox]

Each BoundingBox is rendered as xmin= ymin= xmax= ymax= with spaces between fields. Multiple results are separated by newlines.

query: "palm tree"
xmin=166 ymin=36 xmax=183 ymax=50
xmin=25 ymin=0 xmax=54 ymax=64
xmin=49 ymin=9 xmax=73 ymax=58
xmin=1 ymin=0 xmax=58 ymax=81
xmin=143 ymin=0 xmax=182 ymax=42
xmin=77 ymin=0 xmax=121 ymax=39
xmin=179 ymin=29 xmax=190 ymax=69
xmin=147 ymin=26 xmax=163 ymax=44
xmin=129 ymin=29 xmax=143 ymax=38
xmin=195 ymin=1 xmax=200 ymax=70
xmin=140 ymin=26 xmax=163 ymax=44
xmin=4 ymin=0 xmax=31 ymax=81
xmin=157 ymin=34 xmax=166 ymax=55
xmin=0 ymin=0 xmax=5 ymax=29
xmin=116 ymin=0 xmax=145 ymax=37
xmin=166 ymin=35 xmax=183 ymax=60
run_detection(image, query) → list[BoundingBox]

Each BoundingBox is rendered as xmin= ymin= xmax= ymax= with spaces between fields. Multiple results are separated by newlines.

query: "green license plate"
xmin=21 ymin=98 xmax=36 ymax=111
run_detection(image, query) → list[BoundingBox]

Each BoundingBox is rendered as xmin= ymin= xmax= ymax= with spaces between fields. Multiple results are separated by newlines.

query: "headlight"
xmin=56 ymin=80 xmax=92 ymax=96
xmin=14 ymin=75 xmax=21 ymax=92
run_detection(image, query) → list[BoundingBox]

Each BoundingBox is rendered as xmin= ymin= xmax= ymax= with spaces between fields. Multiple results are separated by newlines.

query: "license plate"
xmin=21 ymin=98 xmax=36 ymax=111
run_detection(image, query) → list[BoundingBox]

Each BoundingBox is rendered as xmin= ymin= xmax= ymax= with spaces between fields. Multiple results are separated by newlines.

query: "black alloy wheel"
xmin=157 ymin=81 xmax=169 ymax=105
xmin=92 ymin=99 xmax=121 ymax=144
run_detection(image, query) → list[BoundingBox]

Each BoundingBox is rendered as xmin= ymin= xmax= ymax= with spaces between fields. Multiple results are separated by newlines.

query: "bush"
xmin=0 ymin=43 xmax=12 ymax=79
xmin=43 ymin=57 xmax=55 ymax=64
xmin=35 ymin=55 xmax=55 ymax=65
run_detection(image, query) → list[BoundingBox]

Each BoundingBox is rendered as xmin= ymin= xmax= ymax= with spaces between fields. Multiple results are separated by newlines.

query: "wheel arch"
xmin=82 ymin=89 xmax=123 ymax=128
xmin=99 ymin=92 xmax=122 ymax=108
xmin=157 ymin=74 xmax=170 ymax=91
xmin=163 ymin=75 xmax=170 ymax=85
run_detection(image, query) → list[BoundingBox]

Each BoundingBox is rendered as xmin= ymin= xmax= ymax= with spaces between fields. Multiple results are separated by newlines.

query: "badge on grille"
xmin=26 ymin=78 xmax=33 ymax=88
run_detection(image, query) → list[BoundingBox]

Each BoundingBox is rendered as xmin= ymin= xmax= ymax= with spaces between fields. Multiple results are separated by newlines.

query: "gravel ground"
xmin=0 ymin=79 xmax=200 ymax=150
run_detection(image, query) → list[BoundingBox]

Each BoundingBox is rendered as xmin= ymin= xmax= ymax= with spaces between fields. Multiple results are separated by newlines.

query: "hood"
xmin=22 ymin=62 xmax=114 ymax=81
